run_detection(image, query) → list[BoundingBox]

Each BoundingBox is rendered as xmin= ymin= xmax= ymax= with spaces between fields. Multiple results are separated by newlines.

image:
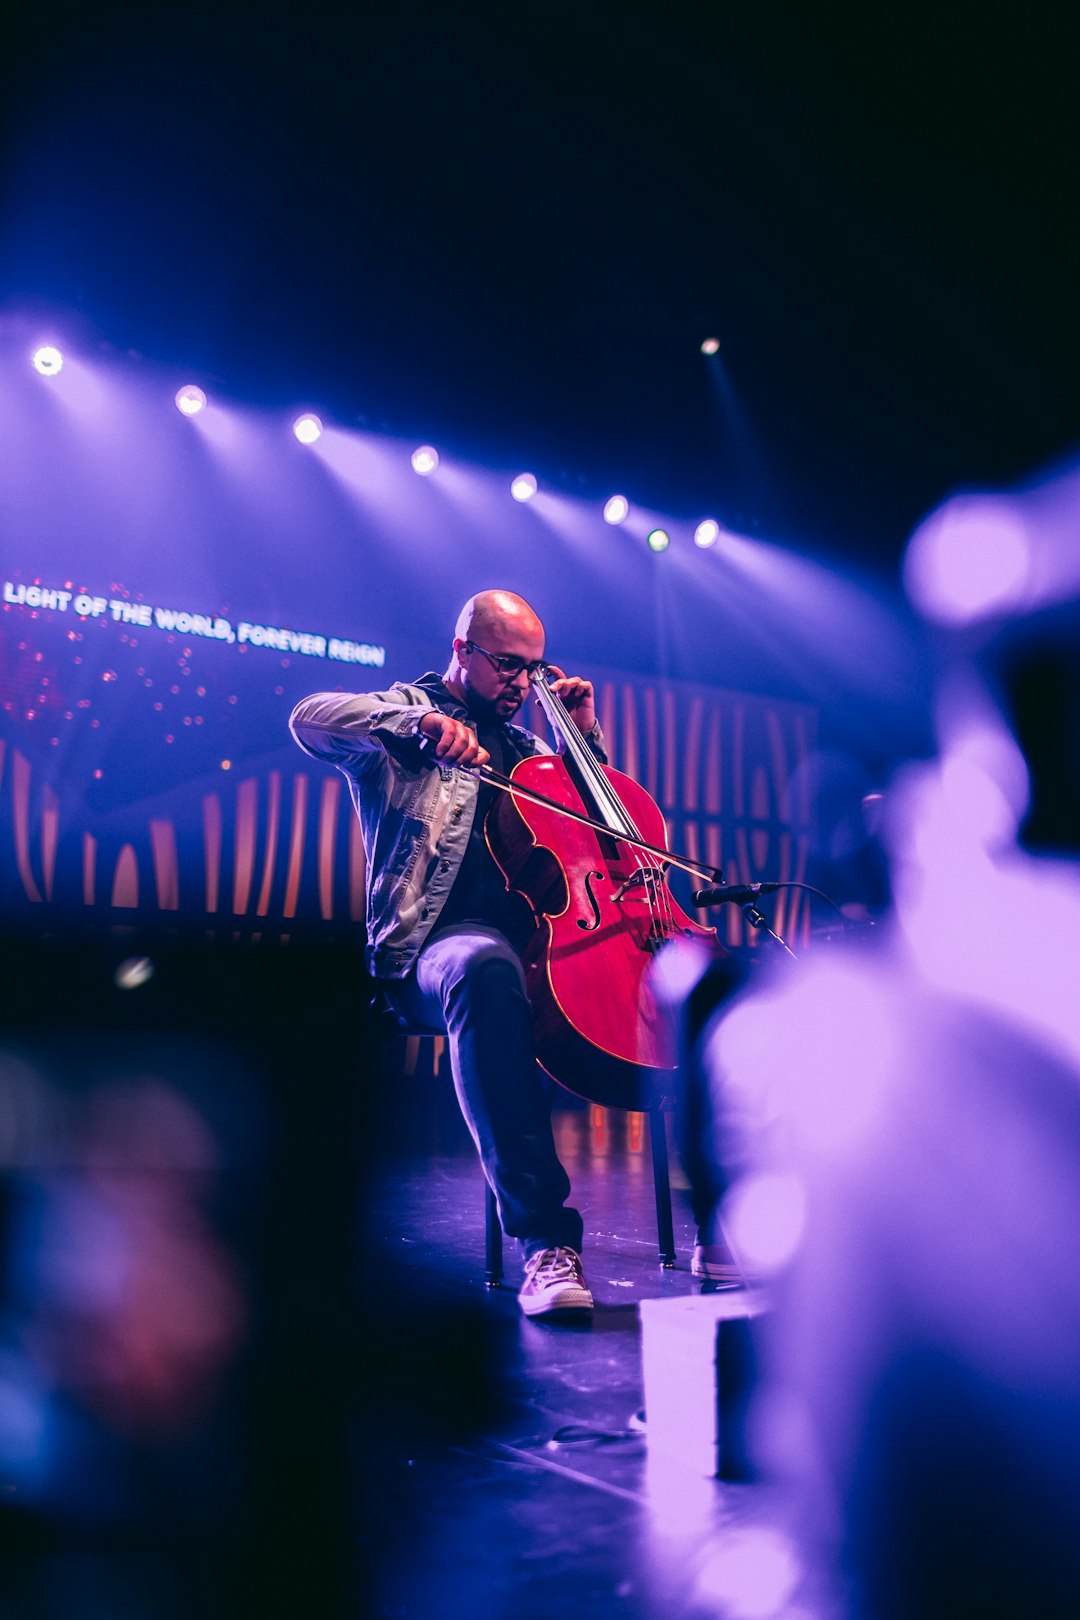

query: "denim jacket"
xmin=289 ymin=672 xmax=607 ymax=977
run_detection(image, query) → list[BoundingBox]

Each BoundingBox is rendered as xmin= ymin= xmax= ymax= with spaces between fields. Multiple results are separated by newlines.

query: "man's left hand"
xmin=544 ymin=666 xmax=597 ymax=734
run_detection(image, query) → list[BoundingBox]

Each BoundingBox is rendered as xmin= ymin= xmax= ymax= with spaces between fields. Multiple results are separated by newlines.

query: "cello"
xmin=478 ymin=668 xmax=725 ymax=1112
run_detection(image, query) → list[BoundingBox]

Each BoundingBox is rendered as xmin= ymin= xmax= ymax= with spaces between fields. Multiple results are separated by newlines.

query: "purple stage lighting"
xmin=694 ymin=519 xmax=720 ymax=548
xmin=411 ymin=445 xmax=439 ymax=475
xmin=904 ymin=495 xmax=1031 ymax=625
xmin=32 ymin=345 xmax=64 ymax=377
xmin=695 ymin=1527 xmax=800 ymax=1615
xmin=175 ymin=385 xmax=207 ymax=416
xmin=700 ymin=337 xmax=720 ymax=356
xmin=646 ymin=528 xmax=670 ymax=553
xmin=510 ymin=473 xmax=537 ymax=502
xmin=603 ymin=495 xmax=629 ymax=525
xmin=293 ymin=414 xmax=323 ymax=445
xmin=726 ymin=1171 xmax=807 ymax=1273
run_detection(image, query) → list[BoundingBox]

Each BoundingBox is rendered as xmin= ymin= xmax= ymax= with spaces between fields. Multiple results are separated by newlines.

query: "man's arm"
xmin=290 ymin=687 xmax=491 ymax=770
xmin=289 ymin=687 xmax=440 ymax=769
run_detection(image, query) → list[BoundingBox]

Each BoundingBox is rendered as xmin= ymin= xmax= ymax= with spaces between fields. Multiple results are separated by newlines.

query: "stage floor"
xmin=357 ymin=1090 xmax=777 ymax=1620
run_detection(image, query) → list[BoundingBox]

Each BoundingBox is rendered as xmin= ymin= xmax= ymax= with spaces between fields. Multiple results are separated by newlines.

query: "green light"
xmin=646 ymin=529 xmax=670 ymax=553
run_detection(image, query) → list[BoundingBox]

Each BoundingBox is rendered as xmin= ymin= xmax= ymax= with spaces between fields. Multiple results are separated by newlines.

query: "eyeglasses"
xmin=463 ymin=640 xmax=547 ymax=683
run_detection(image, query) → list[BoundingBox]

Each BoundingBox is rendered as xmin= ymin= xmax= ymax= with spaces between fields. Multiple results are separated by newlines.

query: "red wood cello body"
xmin=485 ymin=675 xmax=724 ymax=1111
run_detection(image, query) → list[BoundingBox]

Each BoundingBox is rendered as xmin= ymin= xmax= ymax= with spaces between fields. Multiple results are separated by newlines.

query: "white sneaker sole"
xmin=519 ymin=1285 xmax=594 ymax=1316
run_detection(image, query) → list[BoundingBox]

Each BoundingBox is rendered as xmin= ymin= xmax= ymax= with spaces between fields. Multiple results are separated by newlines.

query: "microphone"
xmin=692 ymin=882 xmax=784 ymax=907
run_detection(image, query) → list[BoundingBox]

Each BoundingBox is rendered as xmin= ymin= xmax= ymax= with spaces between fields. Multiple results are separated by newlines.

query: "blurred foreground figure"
xmin=698 ymin=466 xmax=1080 ymax=1618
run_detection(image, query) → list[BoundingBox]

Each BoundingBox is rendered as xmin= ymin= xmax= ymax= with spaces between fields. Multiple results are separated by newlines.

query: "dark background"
xmin=4 ymin=3 xmax=1078 ymax=571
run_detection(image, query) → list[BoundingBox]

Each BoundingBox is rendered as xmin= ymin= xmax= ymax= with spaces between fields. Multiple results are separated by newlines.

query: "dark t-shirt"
xmin=435 ymin=722 xmax=537 ymax=952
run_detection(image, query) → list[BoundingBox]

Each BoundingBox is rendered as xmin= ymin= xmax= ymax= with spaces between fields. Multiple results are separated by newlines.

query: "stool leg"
xmin=484 ymin=1183 xmax=504 ymax=1287
xmin=650 ymin=1109 xmax=677 ymax=1267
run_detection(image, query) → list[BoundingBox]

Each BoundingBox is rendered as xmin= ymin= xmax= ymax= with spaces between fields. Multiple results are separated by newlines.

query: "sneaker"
xmin=691 ymin=1236 xmax=746 ymax=1287
xmin=518 ymin=1247 xmax=594 ymax=1316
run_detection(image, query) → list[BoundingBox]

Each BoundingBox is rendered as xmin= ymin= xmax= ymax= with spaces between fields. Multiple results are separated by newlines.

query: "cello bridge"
xmin=611 ymin=867 xmax=663 ymax=904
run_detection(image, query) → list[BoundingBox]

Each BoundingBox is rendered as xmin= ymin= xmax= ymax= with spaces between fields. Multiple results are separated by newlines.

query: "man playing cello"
xmin=290 ymin=589 xmax=602 ymax=1316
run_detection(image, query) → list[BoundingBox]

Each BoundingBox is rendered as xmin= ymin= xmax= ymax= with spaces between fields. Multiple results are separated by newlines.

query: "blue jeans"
xmin=386 ymin=924 xmax=583 ymax=1258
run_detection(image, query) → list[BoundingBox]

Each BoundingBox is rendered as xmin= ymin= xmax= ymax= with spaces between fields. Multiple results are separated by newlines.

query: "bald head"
xmin=454 ymin=590 xmax=545 ymax=648
xmin=445 ymin=590 xmax=546 ymax=721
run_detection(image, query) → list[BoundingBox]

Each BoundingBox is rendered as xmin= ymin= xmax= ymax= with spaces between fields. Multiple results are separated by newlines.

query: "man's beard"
xmin=463 ymin=681 xmax=523 ymax=726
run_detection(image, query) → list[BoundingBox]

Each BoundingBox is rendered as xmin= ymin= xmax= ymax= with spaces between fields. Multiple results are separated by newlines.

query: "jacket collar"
xmin=412 ymin=671 xmax=535 ymax=755
xmin=413 ymin=671 xmax=468 ymax=718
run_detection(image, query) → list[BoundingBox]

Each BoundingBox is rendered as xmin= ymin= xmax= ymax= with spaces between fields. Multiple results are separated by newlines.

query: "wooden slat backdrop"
xmin=0 ymin=671 xmax=818 ymax=946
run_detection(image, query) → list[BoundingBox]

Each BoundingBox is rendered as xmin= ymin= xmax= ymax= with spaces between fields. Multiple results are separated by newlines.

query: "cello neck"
xmin=532 ymin=670 xmax=641 ymax=839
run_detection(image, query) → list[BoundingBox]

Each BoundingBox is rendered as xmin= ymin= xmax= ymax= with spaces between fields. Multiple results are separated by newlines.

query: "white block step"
xmin=639 ymin=1290 xmax=769 ymax=1479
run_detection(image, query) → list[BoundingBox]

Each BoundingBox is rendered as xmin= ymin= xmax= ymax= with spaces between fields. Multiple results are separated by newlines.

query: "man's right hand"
xmin=418 ymin=712 xmax=491 ymax=767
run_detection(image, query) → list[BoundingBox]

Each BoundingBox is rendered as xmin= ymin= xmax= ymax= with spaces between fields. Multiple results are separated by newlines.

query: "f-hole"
xmin=577 ymin=870 xmax=605 ymax=930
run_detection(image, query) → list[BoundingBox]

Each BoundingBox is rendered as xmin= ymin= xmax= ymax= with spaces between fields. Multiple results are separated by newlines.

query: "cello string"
xmin=540 ymin=673 xmax=683 ymax=946
xmin=537 ymin=673 xmax=656 ymax=846
xmin=532 ymin=676 xmax=678 ymax=942
xmin=547 ymin=678 xmax=680 ymax=939
xmin=469 ymin=765 xmax=719 ymax=883
xmin=531 ymin=672 xmax=692 ymax=941
xmin=533 ymin=676 xmax=639 ymax=839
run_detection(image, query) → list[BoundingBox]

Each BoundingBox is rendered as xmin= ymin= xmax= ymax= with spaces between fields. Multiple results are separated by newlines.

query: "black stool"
xmin=379 ymin=1002 xmax=678 ymax=1287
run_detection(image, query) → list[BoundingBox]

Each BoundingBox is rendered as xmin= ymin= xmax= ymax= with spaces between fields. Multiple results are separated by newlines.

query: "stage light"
xmin=175 ymin=385 xmax=207 ymax=416
xmin=646 ymin=529 xmax=670 ymax=553
xmin=293 ymin=414 xmax=323 ymax=445
xmin=32 ymin=345 xmax=64 ymax=376
xmin=694 ymin=519 xmax=720 ymax=548
xmin=603 ymin=495 xmax=629 ymax=525
xmin=700 ymin=337 xmax=720 ymax=356
xmin=114 ymin=956 xmax=155 ymax=992
xmin=510 ymin=473 xmax=537 ymax=502
xmin=411 ymin=445 xmax=439 ymax=475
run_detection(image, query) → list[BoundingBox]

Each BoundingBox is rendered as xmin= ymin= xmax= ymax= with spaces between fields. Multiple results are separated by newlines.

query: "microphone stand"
xmin=693 ymin=878 xmax=849 ymax=960
xmin=738 ymin=902 xmax=798 ymax=959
